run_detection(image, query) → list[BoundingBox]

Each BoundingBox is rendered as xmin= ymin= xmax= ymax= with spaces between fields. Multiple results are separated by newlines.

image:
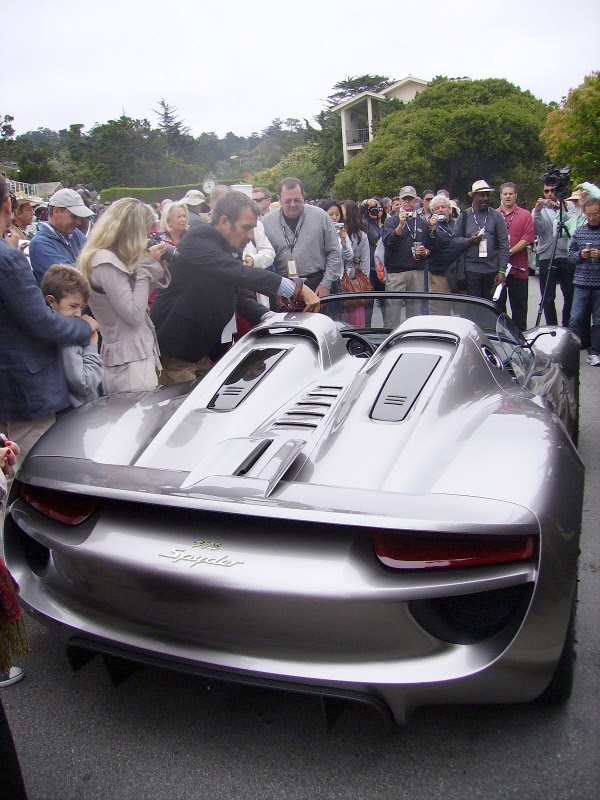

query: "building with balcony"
xmin=332 ymin=76 xmax=428 ymax=165
xmin=0 ymin=162 xmax=45 ymax=203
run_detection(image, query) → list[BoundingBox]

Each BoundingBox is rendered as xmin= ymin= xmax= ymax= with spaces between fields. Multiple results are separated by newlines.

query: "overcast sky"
xmin=5 ymin=0 xmax=599 ymax=139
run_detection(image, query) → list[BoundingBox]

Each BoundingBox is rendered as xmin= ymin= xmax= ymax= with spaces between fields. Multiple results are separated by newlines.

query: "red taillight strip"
xmin=19 ymin=483 xmax=98 ymax=526
xmin=373 ymin=532 xmax=536 ymax=570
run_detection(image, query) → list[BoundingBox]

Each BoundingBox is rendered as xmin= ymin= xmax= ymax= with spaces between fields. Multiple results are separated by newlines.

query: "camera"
xmin=147 ymin=231 xmax=177 ymax=264
xmin=405 ymin=211 xmax=415 ymax=219
xmin=368 ymin=206 xmax=382 ymax=217
xmin=334 ymin=222 xmax=344 ymax=230
xmin=434 ymin=214 xmax=446 ymax=221
xmin=542 ymin=162 xmax=572 ymax=199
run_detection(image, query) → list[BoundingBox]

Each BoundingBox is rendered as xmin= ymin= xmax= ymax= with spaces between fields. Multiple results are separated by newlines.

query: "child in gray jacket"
xmin=41 ymin=264 xmax=102 ymax=407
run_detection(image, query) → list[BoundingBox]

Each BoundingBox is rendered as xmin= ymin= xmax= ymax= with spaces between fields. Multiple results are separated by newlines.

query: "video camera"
xmin=543 ymin=163 xmax=572 ymax=199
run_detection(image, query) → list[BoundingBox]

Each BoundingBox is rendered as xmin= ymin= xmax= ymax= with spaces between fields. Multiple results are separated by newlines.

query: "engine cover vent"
xmin=371 ymin=354 xmax=440 ymax=422
xmin=208 ymin=348 xmax=288 ymax=411
xmin=269 ymin=386 xmax=343 ymax=431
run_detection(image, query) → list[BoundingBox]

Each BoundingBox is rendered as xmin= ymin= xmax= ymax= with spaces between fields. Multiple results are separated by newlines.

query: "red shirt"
xmin=497 ymin=205 xmax=535 ymax=280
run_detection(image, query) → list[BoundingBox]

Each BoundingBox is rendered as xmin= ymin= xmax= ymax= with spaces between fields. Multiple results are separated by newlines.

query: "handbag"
xmin=341 ymin=262 xmax=373 ymax=308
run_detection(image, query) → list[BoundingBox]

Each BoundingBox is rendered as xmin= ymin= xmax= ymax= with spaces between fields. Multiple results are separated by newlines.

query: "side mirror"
xmin=526 ymin=330 xmax=557 ymax=349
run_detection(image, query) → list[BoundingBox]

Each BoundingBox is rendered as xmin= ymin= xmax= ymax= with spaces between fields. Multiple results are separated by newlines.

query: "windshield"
xmin=319 ymin=292 xmax=500 ymax=337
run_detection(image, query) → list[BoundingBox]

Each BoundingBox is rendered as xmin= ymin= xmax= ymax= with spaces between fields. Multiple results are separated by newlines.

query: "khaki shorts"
xmin=159 ymin=355 xmax=213 ymax=385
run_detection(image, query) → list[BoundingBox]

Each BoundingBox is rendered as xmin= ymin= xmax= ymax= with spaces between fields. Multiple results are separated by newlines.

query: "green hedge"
xmin=99 ymin=180 xmax=250 ymax=204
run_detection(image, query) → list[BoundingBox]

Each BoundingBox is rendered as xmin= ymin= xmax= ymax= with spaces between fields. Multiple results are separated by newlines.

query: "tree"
xmin=154 ymin=99 xmax=192 ymax=158
xmin=0 ymin=114 xmax=15 ymax=140
xmin=332 ymin=78 xmax=550 ymax=204
xmin=540 ymin=72 xmax=600 ymax=185
xmin=251 ymin=143 xmax=328 ymax=199
xmin=326 ymin=75 xmax=394 ymax=109
xmin=84 ymin=116 xmax=165 ymax=188
xmin=305 ymin=111 xmax=343 ymax=190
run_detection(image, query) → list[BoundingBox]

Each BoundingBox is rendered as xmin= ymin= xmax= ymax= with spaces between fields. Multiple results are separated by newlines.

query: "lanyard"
xmin=502 ymin=210 xmax=516 ymax=231
xmin=437 ymin=222 xmax=453 ymax=237
xmin=58 ymin=233 xmax=76 ymax=261
xmin=403 ymin=217 xmax=419 ymax=242
xmin=471 ymin=208 xmax=488 ymax=231
xmin=279 ymin=210 xmax=305 ymax=255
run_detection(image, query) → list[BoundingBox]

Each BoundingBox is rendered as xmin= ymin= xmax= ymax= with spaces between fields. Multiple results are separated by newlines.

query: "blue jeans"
xmin=569 ymin=285 xmax=600 ymax=354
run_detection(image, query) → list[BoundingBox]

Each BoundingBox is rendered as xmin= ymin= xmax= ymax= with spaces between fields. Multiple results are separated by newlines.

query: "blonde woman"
xmin=79 ymin=198 xmax=171 ymax=393
xmin=159 ymin=201 xmax=189 ymax=246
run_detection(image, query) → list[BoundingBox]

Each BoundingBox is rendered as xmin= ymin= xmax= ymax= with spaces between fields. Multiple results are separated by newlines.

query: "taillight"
xmin=19 ymin=483 xmax=98 ymax=525
xmin=373 ymin=532 xmax=536 ymax=570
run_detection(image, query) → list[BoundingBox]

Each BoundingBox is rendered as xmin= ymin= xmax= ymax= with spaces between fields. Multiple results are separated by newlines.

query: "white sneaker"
xmin=0 ymin=666 xmax=25 ymax=687
xmin=588 ymin=354 xmax=600 ymax=367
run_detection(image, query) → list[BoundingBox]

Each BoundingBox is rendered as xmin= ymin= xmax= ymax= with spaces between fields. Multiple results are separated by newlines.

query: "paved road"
xmin=3 ymin=279 xmax=599 ymax=800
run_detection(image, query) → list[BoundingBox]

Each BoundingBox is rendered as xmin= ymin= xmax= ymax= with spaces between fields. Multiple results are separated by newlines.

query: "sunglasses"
xmin=543 ymin=189 xmax=556 ymax=194
xmin=253 ymin=197 xmax=269 ymax=202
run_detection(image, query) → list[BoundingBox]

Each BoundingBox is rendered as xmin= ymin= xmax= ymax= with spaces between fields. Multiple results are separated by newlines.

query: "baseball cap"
xmin=182 ymin=189 xmax=206 ymax=206
xmin=399 ymin=185 xmax=417 ymax=199
xmin=49 ymin=188 xmax=94 ymax=217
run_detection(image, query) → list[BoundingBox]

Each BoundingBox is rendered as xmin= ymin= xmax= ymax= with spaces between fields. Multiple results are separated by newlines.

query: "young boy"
xmin=40 ymin=264 xmax=102 ymax=407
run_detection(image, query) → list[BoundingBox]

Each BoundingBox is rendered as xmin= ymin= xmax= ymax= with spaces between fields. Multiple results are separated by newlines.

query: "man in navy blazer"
xmin=0 ymin=177 xmax=99 ymax=468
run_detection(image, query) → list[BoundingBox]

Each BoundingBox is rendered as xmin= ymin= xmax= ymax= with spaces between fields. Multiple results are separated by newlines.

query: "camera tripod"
xmin=535 ymin=197 xmax=571 ymax=327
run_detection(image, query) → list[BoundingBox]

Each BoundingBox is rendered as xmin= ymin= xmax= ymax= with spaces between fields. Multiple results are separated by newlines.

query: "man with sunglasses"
xmin=419 ymin=190 xmax=435 ymax=222
xmin=532 ymin=184 xmax=576 ymax=326
xmin=252 ymin=187 xmax=272 ymax=218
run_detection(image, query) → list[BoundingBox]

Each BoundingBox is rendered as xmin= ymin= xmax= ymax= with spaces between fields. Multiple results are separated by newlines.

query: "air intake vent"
xmin=208 ymin=348 xmax=288 ymax=410
xmin=384 ymin=395 xmax=407 ymax=407
xmin=371 ymin=354 xmax=440 ymax=422
xmin=269 ymin=386 xmax=342 ymax=431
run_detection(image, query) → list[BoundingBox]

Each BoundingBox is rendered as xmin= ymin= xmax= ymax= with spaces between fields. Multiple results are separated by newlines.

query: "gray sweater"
xmin=61 ymin=342 xmax=103 ymax=407
xmin=262 ymin=205 xmax=342 ymax=289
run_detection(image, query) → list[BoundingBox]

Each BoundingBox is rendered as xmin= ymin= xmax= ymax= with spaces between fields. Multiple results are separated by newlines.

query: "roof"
xmin=384 ymin=76 xmax=429 ymax=94
xmin=331 ymin=76 xmax=429 ymax=114
xmin=36 ymin=182 xmax=64 ymax=199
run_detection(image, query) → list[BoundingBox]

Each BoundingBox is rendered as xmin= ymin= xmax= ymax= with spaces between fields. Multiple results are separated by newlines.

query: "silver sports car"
xmin=3 ymin=293 xmax=584 ymax=724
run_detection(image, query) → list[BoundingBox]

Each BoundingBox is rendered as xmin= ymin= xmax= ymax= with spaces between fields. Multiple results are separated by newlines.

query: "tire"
xmin=537 ymin=593 xmax=577 ymax=705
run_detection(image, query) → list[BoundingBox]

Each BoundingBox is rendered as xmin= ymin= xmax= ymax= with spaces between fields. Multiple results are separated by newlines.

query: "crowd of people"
xmin=2 ymin=172 xmax=600 ymax=466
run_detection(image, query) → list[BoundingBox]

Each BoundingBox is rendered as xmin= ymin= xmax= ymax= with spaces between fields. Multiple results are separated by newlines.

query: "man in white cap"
xmin=29 ymin=188 xmax=94 ymax=284
xmin=452 ymin=180 xmax=509 ymax=301
xmin=181 ymin=189 xmax=210 ymax=229
xmin=381 ymin=185 xmax=432 ymax=326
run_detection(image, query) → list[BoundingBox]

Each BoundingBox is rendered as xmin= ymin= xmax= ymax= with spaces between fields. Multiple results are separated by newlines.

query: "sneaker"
xmin=588 ymin=354 xmax=600 ymax=366
xmin=0 ymin=666 xmax=25 ymax=687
